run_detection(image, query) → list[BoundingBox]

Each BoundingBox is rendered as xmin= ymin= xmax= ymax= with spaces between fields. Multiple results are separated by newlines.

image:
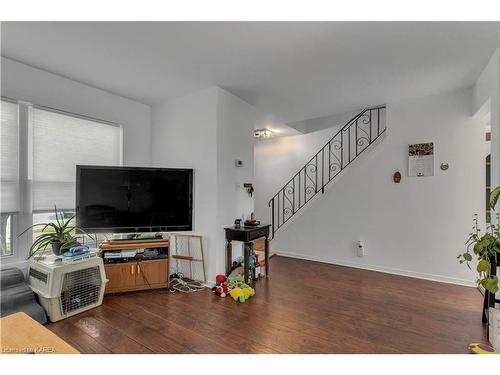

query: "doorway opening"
xmin=485 ymin=115 xmax=491 ymax=223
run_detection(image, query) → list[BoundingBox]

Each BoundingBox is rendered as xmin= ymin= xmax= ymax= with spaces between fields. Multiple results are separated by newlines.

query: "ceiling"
xmin=1 ymin=22 xmax=499 ymax=127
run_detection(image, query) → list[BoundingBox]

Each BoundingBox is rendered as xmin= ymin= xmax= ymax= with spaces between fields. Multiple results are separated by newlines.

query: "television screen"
xmin=76 ymin=166 xmax=193 ymax=233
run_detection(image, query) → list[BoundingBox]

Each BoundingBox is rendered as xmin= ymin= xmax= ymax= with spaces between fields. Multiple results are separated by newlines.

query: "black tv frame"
xmin=76 ymin=165 xmax=193 ymax=233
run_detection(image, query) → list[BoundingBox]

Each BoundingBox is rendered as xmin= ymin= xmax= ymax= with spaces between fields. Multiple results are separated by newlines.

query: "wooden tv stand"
xmin=99 ymin=239 xmax=170 ymax=294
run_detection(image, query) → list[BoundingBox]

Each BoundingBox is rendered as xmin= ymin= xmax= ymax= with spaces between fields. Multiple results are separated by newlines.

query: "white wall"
xmin=152 ymin=87 xmax=219 ymax=278
xmin=287 ymin=109 xmax=360 ymax=134
xmin=152 ymin=87 xmax=255 ymax=279
xmin=216 ymin=89 xmax=256 ymax=274
xmin=255 ymin=88 xmax=484 ymax=285
xmin=1 ymin=57 xmax=152 ymax=166
xmin=473 ymin=48 xmax=499 ymax=187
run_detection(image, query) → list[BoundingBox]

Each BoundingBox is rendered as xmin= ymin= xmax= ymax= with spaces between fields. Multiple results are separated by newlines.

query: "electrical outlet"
xmin=357 ymin=240 xmax=365 ymax=257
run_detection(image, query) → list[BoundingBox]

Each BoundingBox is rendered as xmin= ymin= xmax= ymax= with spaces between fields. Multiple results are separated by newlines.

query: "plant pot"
xmin=51 ymin=240 xmax=63 ymax=256
xmin=489 ymin=307 xmax=500 ymax=350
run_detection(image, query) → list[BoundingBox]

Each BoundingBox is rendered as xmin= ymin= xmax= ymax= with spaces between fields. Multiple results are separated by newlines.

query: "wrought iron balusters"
xmin=268 ymin=106 xmax=386 ymax=237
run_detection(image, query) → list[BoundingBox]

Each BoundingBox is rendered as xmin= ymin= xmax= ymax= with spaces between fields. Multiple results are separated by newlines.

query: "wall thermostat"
xmin=235 ymin=159 xmax=243 ymax=167
xmin=243 ymin=183 xmax=254 ymax=197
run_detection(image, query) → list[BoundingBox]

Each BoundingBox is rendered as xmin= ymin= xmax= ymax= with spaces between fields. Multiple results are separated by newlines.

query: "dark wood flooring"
xmin=47 ymin=256 xmax=487 ymax=353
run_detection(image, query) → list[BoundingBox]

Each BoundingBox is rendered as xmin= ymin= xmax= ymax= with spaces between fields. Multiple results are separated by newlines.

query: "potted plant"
xmin=19 ymin=206 xmax=94 ymax=258
xmin=458 ymin=186 xmax=500 ymax=294
xmin=458 ymin=213 xmax=499 ymax=294
xmin=459 ymin=188 xmax=500 ymax=350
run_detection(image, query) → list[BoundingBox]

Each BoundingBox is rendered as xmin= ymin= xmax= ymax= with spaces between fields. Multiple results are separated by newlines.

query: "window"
xmin=0 ymin=99 xmax=122 ymax=263
xmin=32 ymin=108 xmax=122 ymax=211
xmin=1 ymin=214 xmax=14 ymax=256
xmin=0 ymin=100 xmax=19 ymax=214
xmin=31 ymin=211 xmax=75 ymax=245
xmin=31 ymin=211 xmax=108 ymax=252
xmin=1 ymin=99 xmax=19 ymax=258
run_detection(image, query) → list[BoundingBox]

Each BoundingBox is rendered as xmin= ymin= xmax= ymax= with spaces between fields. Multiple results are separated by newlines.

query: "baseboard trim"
xmin=274 ymin=250 xmax=476 ymax=287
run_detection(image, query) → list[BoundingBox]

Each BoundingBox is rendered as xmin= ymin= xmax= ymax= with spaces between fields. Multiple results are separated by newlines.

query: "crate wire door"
xmin=60 ymin=266 xmax=102 ymax=315
xmin=170 ymin=234 xmax=207 ymax=283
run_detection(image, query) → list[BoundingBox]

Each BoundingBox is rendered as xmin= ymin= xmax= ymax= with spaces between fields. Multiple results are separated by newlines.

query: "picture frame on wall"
xmin=408 ymin=142 xmax=434 ymax=177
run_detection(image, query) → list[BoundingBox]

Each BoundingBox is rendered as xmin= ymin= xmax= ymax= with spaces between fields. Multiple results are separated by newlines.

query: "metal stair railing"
xmin=268 ymin=106 xmax=386 ymax=237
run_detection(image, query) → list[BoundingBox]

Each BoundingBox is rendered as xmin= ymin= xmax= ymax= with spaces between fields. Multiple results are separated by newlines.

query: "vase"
xmin=489 ymin=307 xmax=500 ymax=350
xmin=51 ymin=240 xmax=63 ymax=256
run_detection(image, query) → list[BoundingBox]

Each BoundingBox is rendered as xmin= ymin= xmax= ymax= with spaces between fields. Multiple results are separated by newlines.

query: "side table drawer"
xmin=248 ymin=227 xmax=269 ymax=241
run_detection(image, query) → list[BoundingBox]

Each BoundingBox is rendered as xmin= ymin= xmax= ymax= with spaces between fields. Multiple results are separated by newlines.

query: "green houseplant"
xmin=458 ymin=187 xmax=500 ymax=293
xmin=19 ymin=206 xmax=94 ymax=258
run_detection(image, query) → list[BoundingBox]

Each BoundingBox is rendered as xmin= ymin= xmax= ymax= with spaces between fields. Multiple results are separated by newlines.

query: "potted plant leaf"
xmin=19 ymin=205 xmax=95 ymax=258
xmin=458 ymin=187 xmax=500 ymax=294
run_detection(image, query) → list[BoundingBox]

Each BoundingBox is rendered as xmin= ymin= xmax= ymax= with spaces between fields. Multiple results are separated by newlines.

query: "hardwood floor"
xmin=47 ymin=256 xmax=487 ymax=353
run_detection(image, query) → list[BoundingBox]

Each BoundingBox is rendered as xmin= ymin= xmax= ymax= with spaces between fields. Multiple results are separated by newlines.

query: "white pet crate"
xmin=27 ymin=254 xmax=107 ymax=322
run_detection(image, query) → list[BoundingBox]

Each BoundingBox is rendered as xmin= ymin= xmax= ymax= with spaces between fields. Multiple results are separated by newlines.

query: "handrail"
xmin=268 ymin=106 xmax=386 ymax=237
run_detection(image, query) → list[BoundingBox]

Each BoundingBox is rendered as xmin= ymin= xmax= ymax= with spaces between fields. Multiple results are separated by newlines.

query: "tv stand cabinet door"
xmin=136 ymin=259 xmax=169 ymax=288
xmin=104 ymin=262 xmax=137 ymax=293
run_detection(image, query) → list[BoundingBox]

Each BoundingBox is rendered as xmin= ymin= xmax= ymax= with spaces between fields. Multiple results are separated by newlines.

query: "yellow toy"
xmin=468 ymin=343 xmax=500 ymax=354
xmin=229 ymin=284 xmax=255 ymax=303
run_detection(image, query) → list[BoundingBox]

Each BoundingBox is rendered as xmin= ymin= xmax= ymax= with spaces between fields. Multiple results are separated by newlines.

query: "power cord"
xmin=169 ymin=272 xmax=205 ymax=293
xmin=137 ymin=260 xmax=153 ymax=290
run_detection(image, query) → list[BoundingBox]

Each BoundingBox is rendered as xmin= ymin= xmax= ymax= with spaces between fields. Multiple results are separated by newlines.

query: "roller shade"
xmin=32 ymin=108 xmax=121 ymax=211
xmin=0 ymin=100 xmax=19 ymax=213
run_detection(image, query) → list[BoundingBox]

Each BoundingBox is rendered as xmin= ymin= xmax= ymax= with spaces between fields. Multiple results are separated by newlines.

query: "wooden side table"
xmin=0 ymin=312 xmax=79 ymax=354
xmin=224 ymin=224 xmax=270 ymax=284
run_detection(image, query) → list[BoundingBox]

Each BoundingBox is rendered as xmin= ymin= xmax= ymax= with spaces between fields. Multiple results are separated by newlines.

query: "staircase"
xmin=268 ymin=106 xmax=387 ymax=237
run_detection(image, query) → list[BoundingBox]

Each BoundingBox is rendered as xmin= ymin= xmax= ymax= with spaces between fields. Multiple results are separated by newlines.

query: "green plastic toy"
xmin=228 ymin=275 xmax=244 ymax=284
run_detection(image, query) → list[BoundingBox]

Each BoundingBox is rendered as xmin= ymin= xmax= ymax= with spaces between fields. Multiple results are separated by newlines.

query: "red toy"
xmin=215 ymin=274 xmax=227 ymax=284
xmin=212 ymin=274 xmax=229 ymax=297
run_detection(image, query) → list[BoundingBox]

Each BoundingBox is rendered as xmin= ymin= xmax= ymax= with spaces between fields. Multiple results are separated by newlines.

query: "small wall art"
xmin=393 ymin=171 xmax=402 ymax=183
xmin=408 ymin=142 xmax=434 ymax=177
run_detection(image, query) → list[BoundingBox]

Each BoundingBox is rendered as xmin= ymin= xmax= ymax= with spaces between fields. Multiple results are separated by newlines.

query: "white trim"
xmin=118 ymin=124 xmax=124 ymax=165
xmin=0 ymin=213 xmax=20 ymax=263
xmin=274 ymin=250 xmax=476 ymax=287
xmin=17 ymin=102 xmax=33 ymax=263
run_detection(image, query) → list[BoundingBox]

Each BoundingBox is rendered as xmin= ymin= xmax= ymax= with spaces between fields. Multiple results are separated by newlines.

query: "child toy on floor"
xmin=211 ymin=274 xmax=255 ymax=302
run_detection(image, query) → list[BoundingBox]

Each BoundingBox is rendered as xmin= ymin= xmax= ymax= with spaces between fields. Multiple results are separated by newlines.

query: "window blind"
xmin=0 ymin=100 xmax=20 ymax=213
xmin=32 ymin=108 xmax=121 ymax=211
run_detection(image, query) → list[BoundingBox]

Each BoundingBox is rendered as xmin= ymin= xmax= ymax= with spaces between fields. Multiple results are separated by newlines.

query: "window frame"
xmin=1 ymin=213 xmax=18 ymax=258
xmin=0 ymin=97 xmax=122 ymax=267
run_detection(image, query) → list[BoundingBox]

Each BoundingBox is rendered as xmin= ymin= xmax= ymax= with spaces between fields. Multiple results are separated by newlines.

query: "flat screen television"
xmin=76 ymin=166 xmax=193 ymax=233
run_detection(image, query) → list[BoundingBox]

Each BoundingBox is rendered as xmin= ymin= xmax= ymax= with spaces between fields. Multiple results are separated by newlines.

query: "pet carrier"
xmin=27 ymin=254 xmax=107 ymax=322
